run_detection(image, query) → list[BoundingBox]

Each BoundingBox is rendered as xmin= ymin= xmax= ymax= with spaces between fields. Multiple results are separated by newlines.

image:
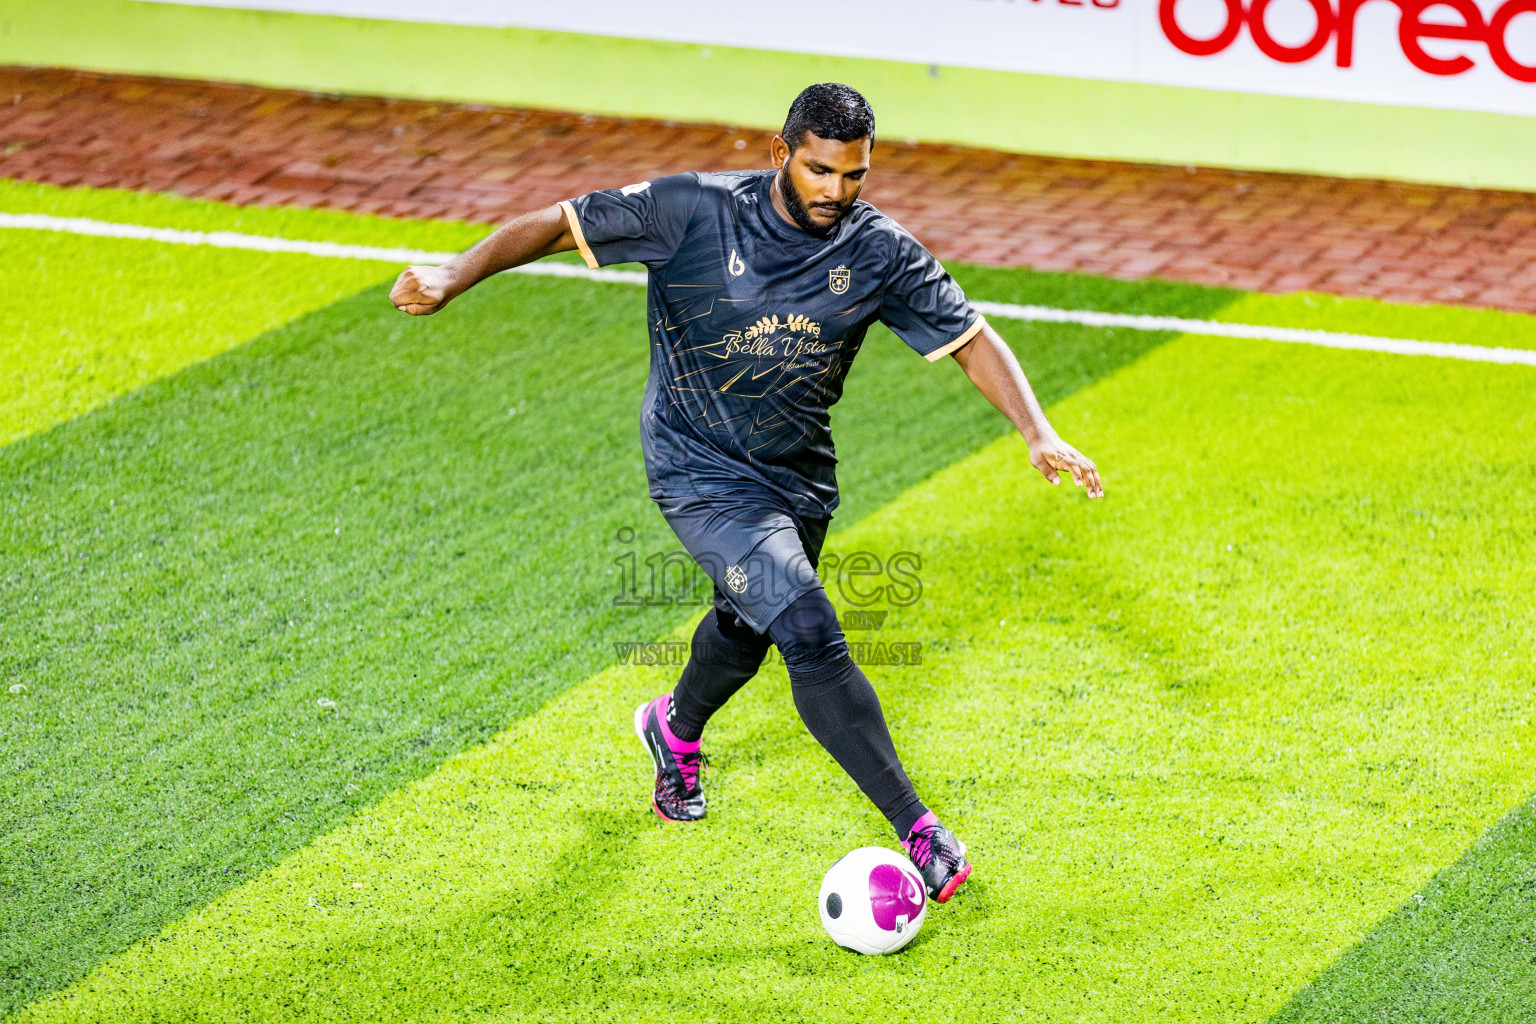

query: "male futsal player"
xmin=390 ymin=84 xmax=1103 ymax=903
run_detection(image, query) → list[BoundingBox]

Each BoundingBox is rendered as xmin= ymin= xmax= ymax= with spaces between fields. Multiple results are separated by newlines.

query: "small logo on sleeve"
xmin=829 ymin=265 xmax=851 ymax=295
xmin=724 ymin=564 xmax=749 ymax=593
xmin=621 ymin=181 xmax=651 ymax=196
xmin=728 ymin=250 xmax=746 ymax=277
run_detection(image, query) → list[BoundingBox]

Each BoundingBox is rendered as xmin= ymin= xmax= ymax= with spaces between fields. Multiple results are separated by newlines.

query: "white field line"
xmin=5 ymin=211 xmax=1533 ymax=367
xmin=968 ymin=302 xmax=1536 ymax=366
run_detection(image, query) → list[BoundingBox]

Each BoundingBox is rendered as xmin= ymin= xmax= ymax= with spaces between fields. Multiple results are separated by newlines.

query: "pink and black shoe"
xmin=902 ymin=812 xmax=973 ymax=902
xmin=632 ymin=694 xmax=706 ymax=822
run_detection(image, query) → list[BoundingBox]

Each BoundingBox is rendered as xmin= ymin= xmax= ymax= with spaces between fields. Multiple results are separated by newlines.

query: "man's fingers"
xmin=390 ymin=271 xmax=419 ymax=298
xmin=1035 ymin=444 xmax=1105 ymax=498
xmin=1069 ymin=456 xmax=1101 ymax=498
xmin=1048 ymin=449 xmax=1085 ymax=488
xmin=391 ymin=267 xmax=448 ymax=312
xmin=391 ymin=271 xmax=444 ymax=313
xmin=1085 ymin=464 xmax=1104 ymax=498
xmin=391 ymin=282 xmax=440 ymax=304
xmin=1079 ymin=454 xmax=1103 ymax=498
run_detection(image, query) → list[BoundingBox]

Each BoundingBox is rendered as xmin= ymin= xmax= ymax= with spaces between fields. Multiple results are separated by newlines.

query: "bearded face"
xmin=772 ymin=133 xmax=871 ymax=237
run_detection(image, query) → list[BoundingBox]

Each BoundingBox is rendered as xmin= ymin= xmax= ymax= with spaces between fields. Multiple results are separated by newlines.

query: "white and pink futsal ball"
xmin=818 ymin=846 xmax=928 ymax=954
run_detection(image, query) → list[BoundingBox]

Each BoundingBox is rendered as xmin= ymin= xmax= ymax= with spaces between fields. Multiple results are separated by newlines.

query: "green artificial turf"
xmin=954 ymin=261 xmax=1238 ymax=318
xmin=0 ymin=196 xmax=1228 ymax=1014
xmin=0 ymin=223 xmax=391 ymax=444
xmin=11 ymin=318 xmax=1534 ymax=1022
xmin=959 ymin=255 xmax=1536 ymax=353
xmin=1220 ymin=289 xmax=1536 ymax=350
xmin=8 ymin=178 xmax=1536 ymax=1022
xmin=1273 ymin=796 xmax=1536 ymax=1023
xmin=0 ymin=179 xmax=501 ymax=446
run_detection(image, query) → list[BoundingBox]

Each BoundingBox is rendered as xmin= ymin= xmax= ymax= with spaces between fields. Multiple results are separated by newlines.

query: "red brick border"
xmin=4 ymin=67 xmax=1535 ymax=312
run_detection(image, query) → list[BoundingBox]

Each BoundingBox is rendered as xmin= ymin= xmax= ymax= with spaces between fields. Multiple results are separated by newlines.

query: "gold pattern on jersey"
xmin=720 ymin=313 xmax=830 ymax=361
xmin=741 ymin=314 xmax=821 ymax=342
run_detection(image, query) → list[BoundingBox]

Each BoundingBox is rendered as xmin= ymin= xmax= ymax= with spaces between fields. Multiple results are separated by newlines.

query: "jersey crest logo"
xmin=728 ymin=250 xmax=746 ymax=277
xmin=829 ymin=265 xmax=851 ymax=295
xmin=724 ymin=564 xmax=749 ymax=593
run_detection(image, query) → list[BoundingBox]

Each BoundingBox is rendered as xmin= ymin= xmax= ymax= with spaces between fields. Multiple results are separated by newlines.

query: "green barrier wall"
xmin=4 ymin=0 xmax=1535 ymax=191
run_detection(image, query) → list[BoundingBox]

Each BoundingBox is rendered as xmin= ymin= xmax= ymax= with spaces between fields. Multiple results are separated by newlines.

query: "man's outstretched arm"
xmin=390 ymin=204 xmax=576 ymax=315
xmin=951 ymin=322 xmax=1104 ymax=499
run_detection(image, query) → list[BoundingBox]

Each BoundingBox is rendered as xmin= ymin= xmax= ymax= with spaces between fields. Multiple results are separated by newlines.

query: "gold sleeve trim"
xmin=924 ymin=315 xmax=986 ymax=362
xmin=559 ymin=200 xmax=599 ymax=270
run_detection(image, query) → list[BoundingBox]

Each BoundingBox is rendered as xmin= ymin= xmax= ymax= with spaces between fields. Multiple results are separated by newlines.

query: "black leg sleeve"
xmin=668 ymin=605 xmax=773 ymax=742
xmin=769 ymin=590 xmax=927 ymax=831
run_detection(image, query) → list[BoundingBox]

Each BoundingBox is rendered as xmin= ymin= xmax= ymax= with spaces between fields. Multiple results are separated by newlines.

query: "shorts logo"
xmin=724 ymin=564 xmax=749 ymax=593
xmin=829 ymin=265 xmax=850 ymax=295
xmin=728 ymin=250 xmax=746 ymax=277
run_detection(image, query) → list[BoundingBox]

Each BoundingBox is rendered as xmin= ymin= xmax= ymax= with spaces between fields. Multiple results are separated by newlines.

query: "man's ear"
xmin=770 ymin=135 xmax=790 ymax=169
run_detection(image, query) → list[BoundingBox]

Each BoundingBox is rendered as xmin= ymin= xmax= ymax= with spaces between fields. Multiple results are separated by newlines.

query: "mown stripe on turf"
xmin=1269 ymin=795 xmax=1536 ymax=1023
xmin=0 ymin=257 xmax=1211 ymax=1016
xmin=11 ymin=324 xmax=1535 ymax=1023
xmin=0 ymin=225 xmax=397 ymax=445
xmin=7 ymin=210 xmax=1536 ymax=363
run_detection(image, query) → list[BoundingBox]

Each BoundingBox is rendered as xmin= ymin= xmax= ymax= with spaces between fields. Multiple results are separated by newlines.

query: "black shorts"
xmin=655 ymin=492 xmax=831 ymax=634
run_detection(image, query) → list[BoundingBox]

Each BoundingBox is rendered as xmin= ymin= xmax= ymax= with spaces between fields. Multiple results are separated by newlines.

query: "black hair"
xmin=781 ymin=83 xmax=875 ymax=151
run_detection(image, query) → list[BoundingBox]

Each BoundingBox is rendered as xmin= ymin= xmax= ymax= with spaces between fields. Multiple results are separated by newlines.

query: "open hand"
xmin=1030 ymin=436 xmax=1104 ymax=499
xmin=390 ymin=265 xmax=456 ymax=315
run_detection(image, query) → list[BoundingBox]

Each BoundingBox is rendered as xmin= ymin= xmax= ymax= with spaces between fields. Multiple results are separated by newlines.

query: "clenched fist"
xmin=390 ymin=265 xmax=457 ymax=315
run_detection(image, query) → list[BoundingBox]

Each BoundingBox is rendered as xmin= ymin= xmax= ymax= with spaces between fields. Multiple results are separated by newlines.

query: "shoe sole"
xmin=935 ymin=861 xmax=973 ymax=903
xmin=633 ymin=699 xmax=693 ymax=824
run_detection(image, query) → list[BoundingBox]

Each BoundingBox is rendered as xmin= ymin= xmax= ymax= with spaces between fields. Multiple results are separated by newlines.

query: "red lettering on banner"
xmin=1335 ymin=0 xmax=1390 ymax=68
xmin=1250 ymin=0 xmax=1337 ymax=61
xmin=1488 ymin=0 xmax=1536 ymax=80
xmin=1161 ymin=0 xmax=1244 ymax=55
xmin=1159 ymin=0 xmax=1536 ymax=82
xmin=1400 ymin=0 xmax=1486 ymax=75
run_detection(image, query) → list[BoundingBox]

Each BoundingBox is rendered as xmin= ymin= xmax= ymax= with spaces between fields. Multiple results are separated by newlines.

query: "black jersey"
xmin=562 ymin=170 xmax=982 ymax=519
